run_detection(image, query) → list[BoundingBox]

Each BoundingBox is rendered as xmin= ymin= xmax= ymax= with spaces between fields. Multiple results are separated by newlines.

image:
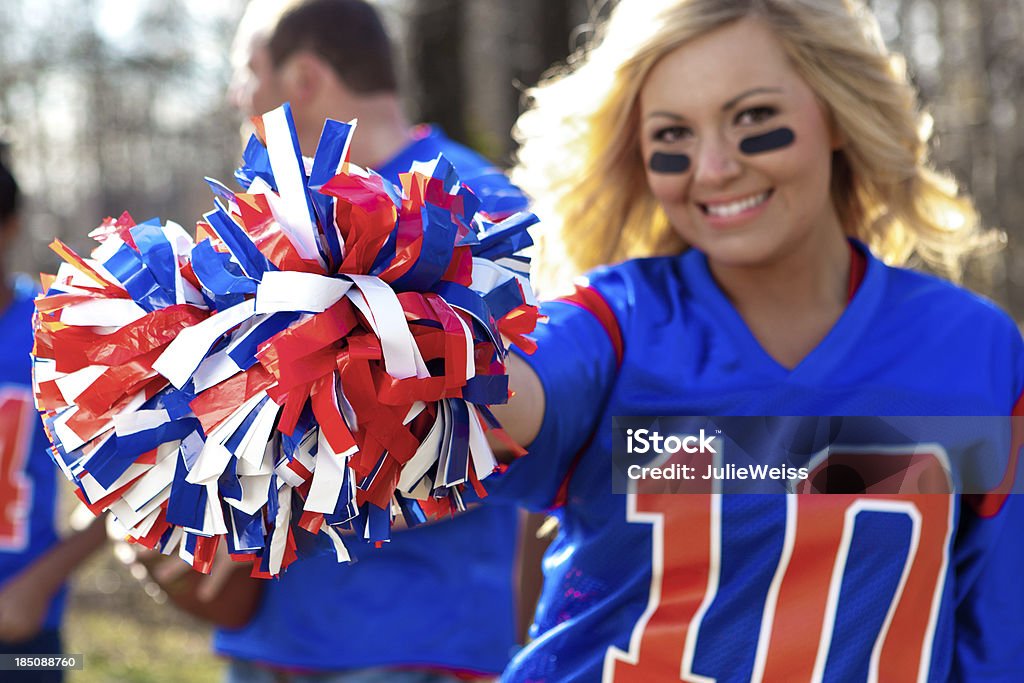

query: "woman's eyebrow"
xmin=644 ymin=111 xmax=686 ymax=122
xmin=722 ymin=87 xmax=784 ymax=112
xmin=644 ymin=87 xmax=784 ymax=122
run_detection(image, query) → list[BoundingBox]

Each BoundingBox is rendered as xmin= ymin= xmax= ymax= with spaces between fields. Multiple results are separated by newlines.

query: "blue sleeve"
xmin=428 ymin=133 xmax=529 ymax=219
xmin=953 ymin=330 xmax=1024 ymax=681
xmin=953 ymin=492 xmax=1024 ymax=681
xmin=486 ymin=299 xmax=618 ymax=511
xmin=456 ymin=166 xmax=529 ymax=220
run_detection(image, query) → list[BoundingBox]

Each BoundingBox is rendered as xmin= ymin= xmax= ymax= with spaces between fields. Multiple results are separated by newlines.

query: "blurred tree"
xmin=407 ymin=0 xmax=468 ymax=143
xmin=0 ymin=0 xmax=1021 ymax=317
xmin=404 ymin=0 xmax=594 ymax=164
xmin=868 ymin=0 xmax=1023 ymax=312
xmin=0 ymin=0 xmax=245 ymax=279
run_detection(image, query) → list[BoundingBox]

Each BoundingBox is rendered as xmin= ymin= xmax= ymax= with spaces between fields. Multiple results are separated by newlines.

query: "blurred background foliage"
xmin=1 ymin=0 xmax=1022 ymax=311
xmin=0 ymin=0 xmax=1020 ymax=680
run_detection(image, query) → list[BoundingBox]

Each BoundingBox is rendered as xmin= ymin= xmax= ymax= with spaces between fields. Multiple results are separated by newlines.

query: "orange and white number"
xmin=605 ymin=450 xmax=953 ymax=683
xmin=0 ymin=388 xmax=36 ymax=551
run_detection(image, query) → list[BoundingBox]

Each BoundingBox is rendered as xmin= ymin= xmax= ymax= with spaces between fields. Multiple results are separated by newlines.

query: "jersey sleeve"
xmin=430 ymin=137 xmax=529 ymax=220
xmin=953 ymin=490 xmax=1024 ymax=680
xmin=952 ymin=329 xmax=1024 ymax=681
xmin=485 ymin=285 xmax=621 ymax=511
xmin=458 ymin=167 xmax=529 ymax=220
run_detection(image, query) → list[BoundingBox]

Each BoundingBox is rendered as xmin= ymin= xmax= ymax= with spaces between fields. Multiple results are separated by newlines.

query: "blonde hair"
xmin=513 ymin=0 xmax=991 ymax=292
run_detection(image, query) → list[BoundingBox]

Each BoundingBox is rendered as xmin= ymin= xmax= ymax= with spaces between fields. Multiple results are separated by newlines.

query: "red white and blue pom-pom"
xmin=32 ymin=104 xmax=538 ymax=577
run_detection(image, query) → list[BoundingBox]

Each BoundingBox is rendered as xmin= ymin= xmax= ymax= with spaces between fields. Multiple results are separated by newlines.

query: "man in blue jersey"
xmin=0 ymin=155 xmax=108 ymax=681
xmin=229 ymin=0 xmax=525 ymax=219
xmin=137 ymin=2 xmax=528 ymax=682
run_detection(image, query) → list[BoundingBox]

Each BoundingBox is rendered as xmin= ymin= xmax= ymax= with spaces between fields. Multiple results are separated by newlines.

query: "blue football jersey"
xmin=492 ymin=242 xmax=1024 ymax=682
xmin=382 ymin=125 xmax=526 ymax=221
xmin=214 ymin=128 xmax=527 ymax=673
xmin=0 ymin=277 xmax=65 ymax=631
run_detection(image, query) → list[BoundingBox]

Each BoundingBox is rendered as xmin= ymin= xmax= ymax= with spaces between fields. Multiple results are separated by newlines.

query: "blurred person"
xmin=136 ymin=1 xmax=532 ymax=682
xmin=0 ymin=153 xmax=107 ymax=681
xmin=229 ymin=0 xmax=526 ymax=217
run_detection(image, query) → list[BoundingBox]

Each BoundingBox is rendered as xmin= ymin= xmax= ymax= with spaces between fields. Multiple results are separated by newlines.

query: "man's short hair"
xmin=268 ymin=0 xmax=398 ymax=94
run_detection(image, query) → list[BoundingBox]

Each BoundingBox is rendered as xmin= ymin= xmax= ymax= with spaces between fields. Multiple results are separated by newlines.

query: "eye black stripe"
xmin=739 ymin=127 xmax=795 ymax=155
xmin=649 ymin=152 xmax=691 ymax=174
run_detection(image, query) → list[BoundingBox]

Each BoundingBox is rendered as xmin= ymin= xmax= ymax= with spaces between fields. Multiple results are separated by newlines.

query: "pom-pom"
xmin=33 ymin=104 xmax=539 ymax=576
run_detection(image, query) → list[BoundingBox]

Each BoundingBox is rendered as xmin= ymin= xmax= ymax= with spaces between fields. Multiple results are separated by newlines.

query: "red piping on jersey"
xmin=967 ymin=392 xmax=1024 ymax=518
xmin=548 ymin=284 xmax=624 ymax=509
xmin=848 ymin=243 xmax=867 ymax=302
xmin=555 ymin=284 xmax=624 ymax=364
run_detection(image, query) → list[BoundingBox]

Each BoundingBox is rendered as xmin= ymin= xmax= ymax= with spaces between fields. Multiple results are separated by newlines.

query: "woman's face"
xmin=639 ymin=17 xmax=843 ymax=268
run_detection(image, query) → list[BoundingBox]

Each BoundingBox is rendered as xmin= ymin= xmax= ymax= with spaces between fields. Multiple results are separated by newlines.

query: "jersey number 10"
xmin=605 ymin=450 xmax=953 ymax=683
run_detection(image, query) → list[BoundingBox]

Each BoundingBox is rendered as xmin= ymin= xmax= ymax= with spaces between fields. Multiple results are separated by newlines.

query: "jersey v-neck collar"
xmin=678 ymin=239 xmax=884 ymax=383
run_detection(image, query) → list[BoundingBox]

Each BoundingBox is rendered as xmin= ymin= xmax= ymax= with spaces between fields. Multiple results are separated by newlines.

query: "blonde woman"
xmin=487 ymin=1 xmax=1024 ymax=680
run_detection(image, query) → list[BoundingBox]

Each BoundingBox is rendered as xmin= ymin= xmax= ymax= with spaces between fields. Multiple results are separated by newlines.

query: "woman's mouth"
xmin=699 ymin=190 xmax=773 ymax=218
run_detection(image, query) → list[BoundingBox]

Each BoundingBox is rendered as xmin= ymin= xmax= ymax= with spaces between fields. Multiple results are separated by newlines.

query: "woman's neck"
xmin=709 ymin=227 xmax=851 ymax=369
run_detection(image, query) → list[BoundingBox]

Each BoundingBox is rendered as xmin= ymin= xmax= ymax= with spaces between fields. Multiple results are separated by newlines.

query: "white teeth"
xmin=703 ymin=191 xmax=770 ymax=217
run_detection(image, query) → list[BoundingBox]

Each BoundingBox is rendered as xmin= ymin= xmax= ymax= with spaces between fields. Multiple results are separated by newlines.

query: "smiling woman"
xmin=638 ymin=17 xmax=844 ymax=276
xmin=635 ymin=16 xmax=853 ymax=367
xmin=514 ymin=0 xmax=989 ymax=294
xmin=486 ymin=1 xmax=1024 ymax=682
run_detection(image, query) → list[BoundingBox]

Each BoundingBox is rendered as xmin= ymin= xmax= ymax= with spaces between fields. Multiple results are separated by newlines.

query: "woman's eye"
xmin=652 ymin=125 xmax=691 ymax=143
xmin=735 ymin=106 xmax=777 ymax=126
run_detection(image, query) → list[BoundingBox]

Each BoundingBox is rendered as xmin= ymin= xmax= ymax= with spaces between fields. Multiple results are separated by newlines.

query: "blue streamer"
xmin=102 ymin=242 xmax=174 ymax=311
xmin=471 ymin=212 xmax=538 ymax=262
xmin=390 ymin=204 xmax=459 ymax=292
xmin=393 ymin=493 xmax=427 ymax=529
xmin=226 ymin=506 xmax=266 ymax=554
xmin=112 ymin=416 xmax=202 ymax=465
xmin=203 ymin=206 xmax=272 ymax=280
xmin=131 ymin=222 xmax=178 ymax=297
xmin=461 ymin=375 xmax=509 ymax=406
xmin=482 ymin=276 xmax=526 ymax=320
xmin=444 ymin=400 xmax=470 ymax=488
xmin=324 ymin=464 xmax=359 ymax=526
xmin=352 ymin=502 xmax=391 ymax=544
xmin=166 ymin=448 xmax=209 ymax=530
xmin=205 ymin=176 xmax=238 ymax=209
xmin=222 ymin=396 xmax=271 ymax=455
xmin=227 ymin=312 xmax=302 ymax=370
xmin=218 ymin=456 xmax=244 ymax=504
xmin=190 ymin=239 xmax=257 ymax=305
xmin=432 ymin=281 xmax=502 ymax=350
xmin=308 ymin=119 xmax=355 ymax=271
xmin=235 ymin=134 xmax=276 ymax=190
xmin=452 ymin=183 xmax=481 ymax=230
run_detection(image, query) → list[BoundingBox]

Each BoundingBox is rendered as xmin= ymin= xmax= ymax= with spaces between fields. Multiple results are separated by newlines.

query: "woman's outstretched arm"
xmin=490 ymin=351 xmax=546 ymax=462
